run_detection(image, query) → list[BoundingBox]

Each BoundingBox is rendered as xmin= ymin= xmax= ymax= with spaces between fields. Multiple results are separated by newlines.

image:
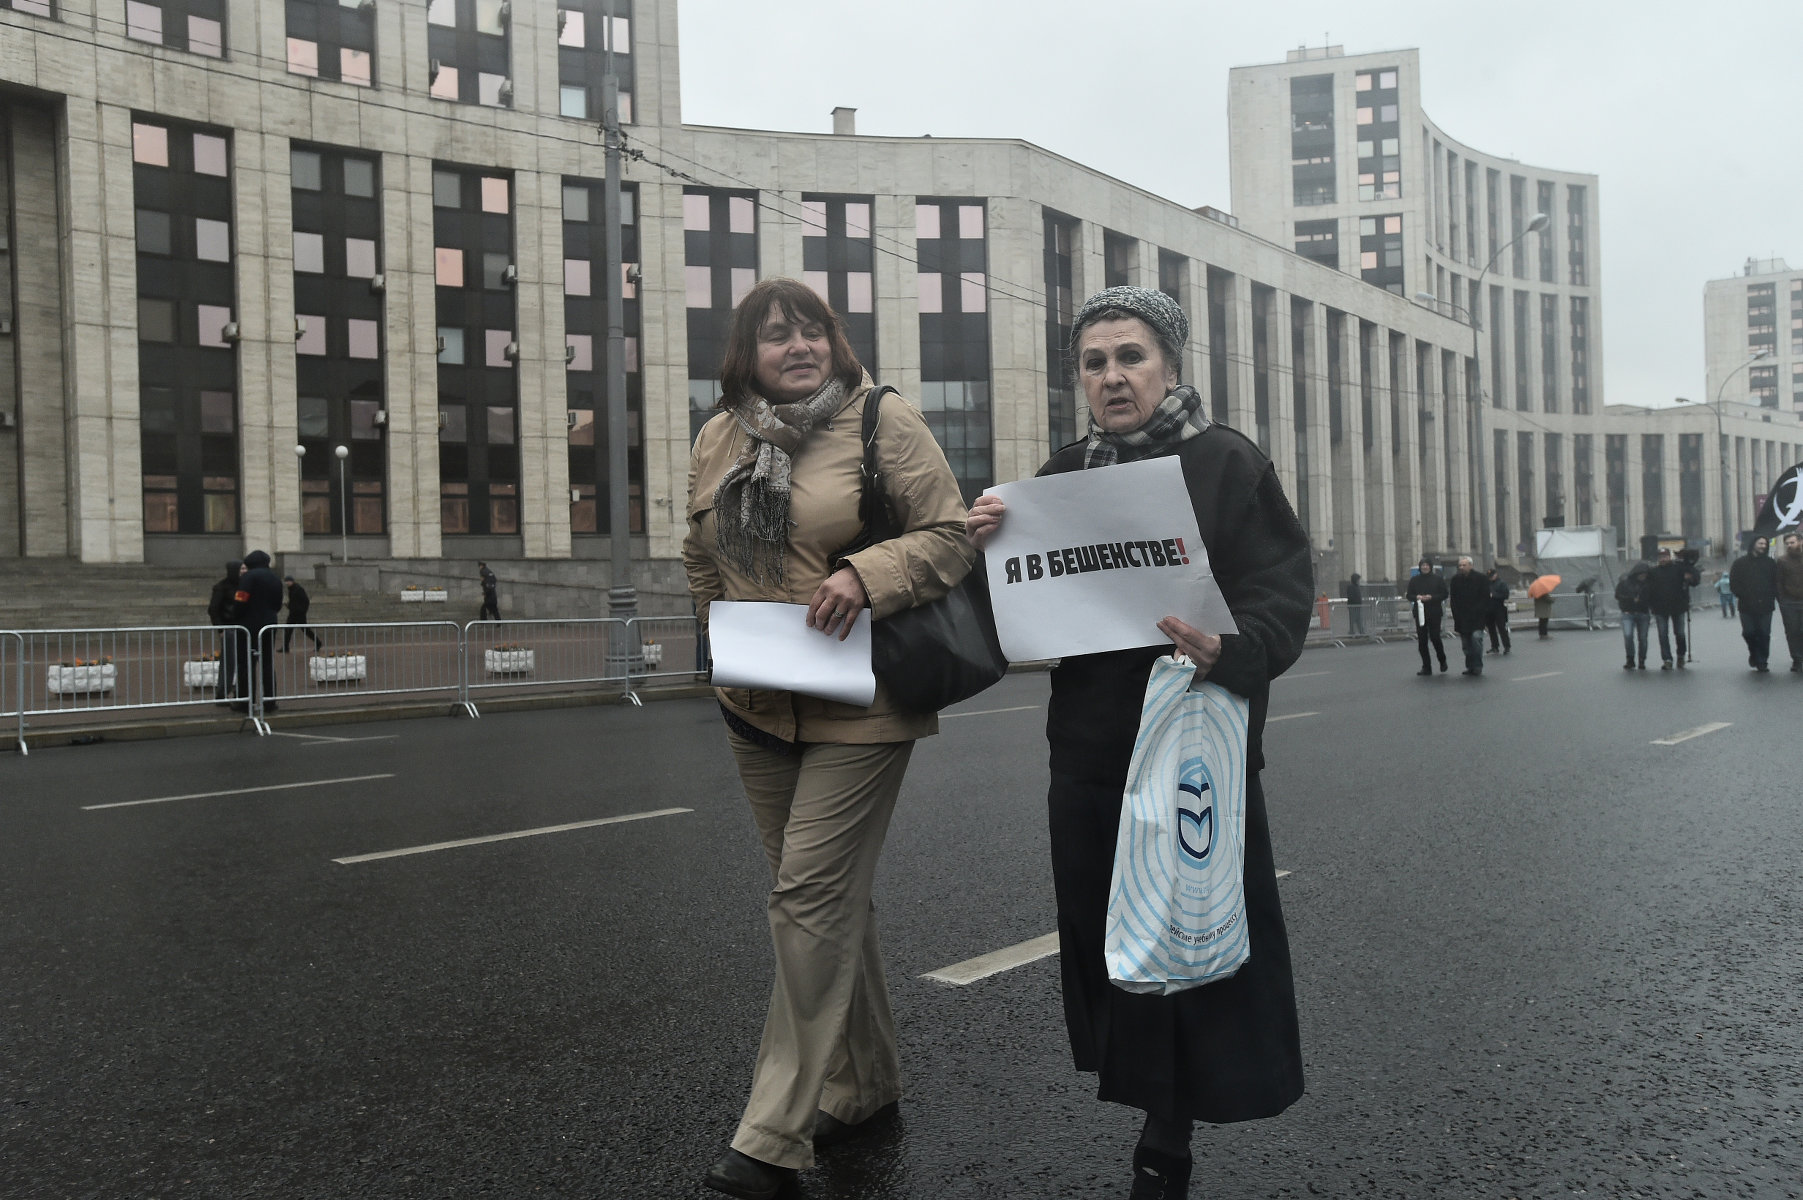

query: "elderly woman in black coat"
xmin=966 ymin=285 xmax=1312 ymax=1199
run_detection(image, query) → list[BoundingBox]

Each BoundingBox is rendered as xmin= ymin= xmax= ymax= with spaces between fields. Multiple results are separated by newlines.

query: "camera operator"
xmin=1647 ymin=547 xmax=1701 ymax=669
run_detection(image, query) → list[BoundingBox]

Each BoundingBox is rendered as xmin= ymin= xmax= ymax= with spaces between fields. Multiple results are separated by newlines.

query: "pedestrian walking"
xmin=1646 ymin=548 xmax=1698 ymax=668
xmin=477 ymin=561 xmax=499 ymax=621
xmin=280 ymin=575 xmax=323 ymax=652
xmin=1448 ymin=556 xmax=1488 ymax=676
xmin=232 ymin=550 xmax=284 ymax=711
xmin=1344 ymin=572 xmax=1366 ymax=636
xmin=1714 ymin=570 xmax=1736 ymax=618
xmin=1774 ymin=532 xmax=1803 ymax=671
xmin=206 ymin=559 xmax=242 ymax=701
xmin=1405 ymin=556 xmax=1449 ymax=675
xmin=1485 ymin=567 xmax=1512 ymax=654
xmin=684 ymin=279 xmax=975 ymax=1200
xmin=966 ymin=284 xmax=1310 ymax=1200
xmin=1729 ymin=537 xmax=1779 ymax=671
xmin=1532 ymin=583 xmax=1555 ymax=639
xmin=1614 ymin=561 xmax=1652 ymax=669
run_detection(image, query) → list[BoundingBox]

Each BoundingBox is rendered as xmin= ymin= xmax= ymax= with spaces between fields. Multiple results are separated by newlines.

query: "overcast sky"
xmin=675 ymin=0 xmax=1802 ymax=410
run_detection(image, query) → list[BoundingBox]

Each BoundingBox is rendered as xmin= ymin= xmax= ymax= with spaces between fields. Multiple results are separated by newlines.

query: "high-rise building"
xmin=1704 ymin=257 xmax=1800 ymax=412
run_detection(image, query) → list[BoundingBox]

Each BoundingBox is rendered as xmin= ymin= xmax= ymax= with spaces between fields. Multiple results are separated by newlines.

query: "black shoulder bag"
xmin=845 ymin=386 xmax=1008 ymax=712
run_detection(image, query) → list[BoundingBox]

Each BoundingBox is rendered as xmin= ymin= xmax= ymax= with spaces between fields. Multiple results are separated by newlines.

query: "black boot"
xmin=703 ymin=1150 xmax=792 ymax=1200
xmin=1129 ymin=1143 xmax=1193 ymax=1199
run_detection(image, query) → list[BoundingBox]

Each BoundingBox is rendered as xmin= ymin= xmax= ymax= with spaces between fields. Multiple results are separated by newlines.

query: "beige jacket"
xmin=684 ymin=378 xmax=977 ymax=744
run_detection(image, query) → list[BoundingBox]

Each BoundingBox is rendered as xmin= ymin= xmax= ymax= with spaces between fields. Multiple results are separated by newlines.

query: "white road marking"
xmin=1511 ymin=671 xmax=1563 ymax=682
xmin=1282 ymin=671 xmax=1332 ymax=679
xmin=333 ymin=807 xmax=693 ymax=864
xmin=939 ymin=704 xmax=1042 ymax=720
xmin=1651 ymin=721 xmax=1732 ymax=746
xmin=86 ymin=773 xmax=396 ymax=811
xmin=1276 ymin=869 xmax=1293 ymax=879
xmin=1266 ymin=711 xmax=1319 ymax=723
xmin=300 ymin=735 xmax=401 ymax=746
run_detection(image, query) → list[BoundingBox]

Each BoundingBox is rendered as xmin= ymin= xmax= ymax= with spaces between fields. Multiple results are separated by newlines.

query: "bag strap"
xmin=855 ymin=384 xmax=900 ymax=542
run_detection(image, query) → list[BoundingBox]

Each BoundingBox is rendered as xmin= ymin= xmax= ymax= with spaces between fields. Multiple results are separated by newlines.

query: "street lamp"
xmin=333 ymin=444 xmax=350 ymax=565
xmin=1415 ymin=210 xmax=1549 ymax=567
xmin=1690 ymin=348 xmax=1773 ymax=558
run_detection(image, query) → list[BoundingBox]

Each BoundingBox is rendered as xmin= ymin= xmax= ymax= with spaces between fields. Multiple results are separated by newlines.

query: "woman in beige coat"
xmin=685 ymin=278 xmax=974 ymax=1199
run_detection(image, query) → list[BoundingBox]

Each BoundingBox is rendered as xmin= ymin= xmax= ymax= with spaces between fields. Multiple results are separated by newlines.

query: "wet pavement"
xmin=2 ymin=615 xmax=1799 ymax=1198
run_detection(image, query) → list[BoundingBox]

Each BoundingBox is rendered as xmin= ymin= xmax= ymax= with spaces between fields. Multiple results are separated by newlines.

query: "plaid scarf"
xmin=1082 ymin=384 xmax=1210 ymax=469
xmin=712 ymin=377 xmax=847 ymax=582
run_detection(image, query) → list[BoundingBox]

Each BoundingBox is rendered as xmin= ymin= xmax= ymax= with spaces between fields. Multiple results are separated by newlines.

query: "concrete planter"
xmin=182 ymin=660 xmax=221 ymax=688
xmin=483 ymin=648 xmax=535 ymax=674
xmin=642 ymin=642 xmax=663 ymax=668
xmin=47 ymin=664 xmax=117 ymax=694
xmin=309 ymin=655 xmax=367 ymax=683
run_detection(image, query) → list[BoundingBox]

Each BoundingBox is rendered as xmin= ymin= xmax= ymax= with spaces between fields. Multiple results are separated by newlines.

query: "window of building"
xmin=1044 ymin=211 xmax=1079 ymax=451
xmin=1513 ymin=290 xmax=1531 ymax=410
xmin=684 ymin=187 xmax=758 ymax=440
xmin=1294 ymin=218 xmax=1337 ymax=270
xmin=1566 ymin=184 xmax=1588 ymax=286
xmin=1359 ymin=214 xmax=1403 ymax=294
xmin=427 ymin=0 xmax=511 ymax=106
xmin=1570 ymin=296 xmax=1590 ymax=414
xmin=1641 ymin=434 xmax=1665 ymax=537
xmin=1355 ymin=68 xmax=1401 ymax=202
xmin=917 ymin=197 xmax=993 ymax=500
xmin=4 ymin=0 xmax=55 ymax=16
xmin=557 ymin=1 xmax=635 ymax=125
xmin=1103 ymin=229 xmax=1134 ymax=289
xmin=562 ymin=179 xmax=645 ymax=533
xmin=285 ymin=0 xmax=377 ymax=87
xmin=124 ymin=0 xmax=226 ymax=56
xmin=1536 ymin=181 xmax=1556 ymax=283
xmin=1540 ymin=293 xmax=1560 ymax=413
xmin=1289 ymin=74 xmax=1335 ymax=207
xmin=799 ymin=194 xmax=878 ymax=371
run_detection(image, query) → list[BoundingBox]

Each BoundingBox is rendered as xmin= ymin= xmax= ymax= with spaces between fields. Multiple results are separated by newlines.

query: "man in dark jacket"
xmin=206 ymin=560 xmax=242 ymax=701
xmin=1614 ymin=561 xmax=1652 ymax=669
xmin=1447 ymin=557 xmax=1490 ymax=676
xmin=1646 ymin=548 xmax=1699 ymax=669
xmin=1729 ymin=536 xmax=1779 ymax=672
xmin=281 ymin=575 xmax=323 ymax=653
xmin=478 ymin=561 xmax=500 ymax=621
xmin=234 ymin=550 xmax=286 ymax=711
xmin=1404 ymin=556 xmax=1449 ymax=676
xmin=1777 ymin=532 xmax=1803 ymax=672
xmin=1484 ymin=567 xmax=1512 ymax=654
xmin=1344 ymin=573 xmax=1365 ymax=636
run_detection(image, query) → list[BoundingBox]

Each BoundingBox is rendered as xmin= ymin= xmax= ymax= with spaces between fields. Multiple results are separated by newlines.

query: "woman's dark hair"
xmin=718 ymin=278 xmax=863 ymax=406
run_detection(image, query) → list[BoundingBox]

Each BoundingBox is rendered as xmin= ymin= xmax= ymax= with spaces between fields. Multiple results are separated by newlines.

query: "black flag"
xmin=1751 ymin=461 xmax=1803 ymax=537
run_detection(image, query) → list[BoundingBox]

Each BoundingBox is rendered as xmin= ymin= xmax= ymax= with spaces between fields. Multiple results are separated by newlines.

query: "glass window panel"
xmin=204 ymin=493 xmax=237 ymax=534
xmin=298 ymin=396 xmax=329 ymax=438
xmin=683 ymin=194 xmax=711 ymax=231
xmin=565 ymin=259 xmax=591 ymax=296
xmin=292 ymin=230 xmax=324 ymax=273
xmin=430 ymin=64 xmax=460 ymax=100
xmin=478 ymin=73 xmax=506 ymax=107
xmin=1380 ymin=71 xmax=1397 ymax=88
xmin=440 ymin=497 xmax=469 ymax=533
xmin=483 ymin=252 xmax=510 ymax=290
xmin=620 ymin=190 xmax=636 ymax=224
xmin=617 ymin=92 xmax=633 ymax=124
xmin=437 ymin=327 xmax=464 ymax=363
xmin=343 ymin=158 xmax=375 ymax=197
xmin=917 ymin=274 xmax=942 ymax=314
xmin=200 ymin=390 xmax=234 ymax=433
xmin=728 ymin=196 xmax=754 ymax=234
xmin=351 ymin=399 xmax=381 ymax=438
xmin=566 ymin=334 xmax=593 ymax=371
xmin=136 ymin=209 xmax=171 ymax=255
xmin=197 ymin=304 xmax=233 ymax=349
xmin=915 ymin=204 xmax=940 ymax=239
xmin=291 ymin=149 xmax=322 ymax=190
xmin=132 ymin=122 xmax=168 ymax=167
xmin=1356 ymin=106 xmax=1373 ymax=125
xmin=559 ymin=9 xmax=585 ymax=46
xmin=802 ymin=271 xmax=829 ymax=300
xmin=11 ymin=0 xmax=51 ymax=14
xmin=568 ymin=408 xmax=595 ymax=445
xmin=487 ymin=406 xmax=515 ymax=444
xmin=353 ymin=497 xmax=383 ymax=533
xmin=435 ymin=247 xmax=464 ymax=287
xmin=439 ymin=406 xmax=466 ymax=440
xmin=193 ymin=134 xmax=228 ymax=177
xmin=560 ymin=86 xmax=587 ymax=118
xmin=1360 ymin=250 xmax=1378 ymax=270
xmin=189 ymin=16 xmax=222 ymax=56
xmin=341 ymin=49 xmax=372 ymax=87
xmin=1380 ymin=104 xmax=1398 ymax=122
xmin=620 ymin=262 xmax=638 ymax=300
xmin=138 ymin=298 xmax=176 ymax=342
xmin=685 ymin=265 xmax=712 ymax=308
xmin=481 ymin=177 xmax=509 ymax=214
xmin=800 ymin=201 xmax=827 ymax=237
xmin=958 ymin=205 xmax=984 ymax=239
xmin=486 ymin=329 xmax=514 ymax=367
xmin=490 ymin=497 xmax=518 ymax=534
xmin=433 ymin=171 xmax=461 ymax=208
xmin=845 ymin=203 xmax=871 ymax=239
xmin=296 ymin=314 xmax=326 ymax=355
xmin=142 ymin=389 xmax=178 ymax=434
xmin=846 ymin=272 xmax=873 ymax=314
xmin=730 ymin=268 xmax=755 ymax=307
xmin=960 ymin=273 xmax=986 ymax=312
xmin=1384 ymin=216 xmax=1402 ymax=234
xmin=426 ymin=0 xmax=454 ymax=26
xmin=194 ymin=218 xmax=231 ymax=262
xmin=126 ymin=0 xmax=161 ymax=42
xmin=345 ymin=237 xmax=377 ymax=278
xmin=144 ymin=491 xmax=179 ymax=533
xmin=1355 ymin=73 xmax=1372 ymax=91
xmin=610 ymin=15 xmax=630 ymax=52
xmin=563 ymin=185 xmax=590 ymax=222
xmin=287 ymin=36 xmax=319 ymax=75
xmin=475 ymin=0 xmax=505 ymax=34
xmin=626 ymin=336 xmax=639 ymax=373
xmin=347 ymin=319 xmax=380 ymax=359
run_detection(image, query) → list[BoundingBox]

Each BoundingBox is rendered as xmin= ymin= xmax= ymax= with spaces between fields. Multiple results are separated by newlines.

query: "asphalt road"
xmin=2 ymin=613 xmax=1799 ymax=1199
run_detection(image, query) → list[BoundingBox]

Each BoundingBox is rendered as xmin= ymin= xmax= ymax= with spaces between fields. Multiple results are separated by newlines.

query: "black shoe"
xmin=1438 ymin=661 xmax=1448 ymax=673
xmin=703 ymin=1150 xmax=793 ymax=1200
xmin=814 ymin=1100 xmax=898 ymax=1149
xmin=1756 ymin=664 xmax=1770 ymax=673
xmin=1676 ymin=660 xmax=1686 ymax=669
xmin=1792 ymin=661 xmax=1801 ymax=673
xmin=1129 ymin=1143 xmax=1194 ymax=1200
xmin=1660 ymin=661 xmax=1673 ymax=670
xmin=1461 ymin=669 xmax=1475 ymax=676
xmin=1624 ymin=661 xmax=1634 ymax=670
xmin=1417 ymin=667 xmax=1432 ymax=676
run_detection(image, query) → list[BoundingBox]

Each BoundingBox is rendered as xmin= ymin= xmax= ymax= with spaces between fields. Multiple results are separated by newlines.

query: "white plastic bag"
xmin=1104 ymin=655 xmax=1252 ymax=995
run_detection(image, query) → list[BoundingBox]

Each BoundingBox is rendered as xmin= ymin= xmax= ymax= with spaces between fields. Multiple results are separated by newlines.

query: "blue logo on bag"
xmin=1176 ymin=757 xmax=1214 ymax=862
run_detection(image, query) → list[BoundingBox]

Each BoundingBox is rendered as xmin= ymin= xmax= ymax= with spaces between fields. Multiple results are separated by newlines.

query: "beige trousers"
xmin=727 ymin=733 xmax=912 ymax=1170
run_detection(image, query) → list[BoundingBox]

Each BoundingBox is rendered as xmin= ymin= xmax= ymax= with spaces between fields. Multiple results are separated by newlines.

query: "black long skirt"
xmin=1048 ymin=770 xmax=1304 ymax=1123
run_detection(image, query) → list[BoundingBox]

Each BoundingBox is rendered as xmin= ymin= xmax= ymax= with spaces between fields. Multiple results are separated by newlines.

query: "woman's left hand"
xmin=1157 ymin=615 xmax=1221 ymax=677
xmin=807 ymin=567 xmax=869 ymax=641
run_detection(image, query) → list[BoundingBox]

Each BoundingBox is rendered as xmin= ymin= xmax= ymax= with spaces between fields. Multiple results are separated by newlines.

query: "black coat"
xmin=1405 ymin=570 xmax=1448 ymax=623
xmin=207 ymin=575 xmax=239 ymax=626
xmin=1729 ymin=553 xmax=1779 ymax=613
xmin=1447 ymin=570 xmax=1490 ymax=633
xmin=1647 ymin=560 xmax=1700 ymax=616
xmin=1039 ymin=424 xmax=1312 ymax=1124
xmin=236 ymin=555 xmax=285 ymax=631
xmin=285 ymin=582 xmax=311 ymax=621
xmin=1614 ymin=567 xmax=1651 ymax=614
xmin=1488 ymin=577 xmax=1511 ymax=615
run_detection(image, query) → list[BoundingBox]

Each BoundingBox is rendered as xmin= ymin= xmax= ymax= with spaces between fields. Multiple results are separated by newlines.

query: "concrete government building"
xmin=4 ymin=7 xmax=1800 ymax=604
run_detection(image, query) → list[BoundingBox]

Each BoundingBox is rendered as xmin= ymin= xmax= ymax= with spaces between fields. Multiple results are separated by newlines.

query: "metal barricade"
xmin=460 ymin=618 xmax=632 ymax=714
xmin=624 ymin=616 xmax=708 ymax=693
xmin=1527 ymin=592 xmax=1610 ymax=631
xmin=6 ymin=625 xmax=250 ymax=749
xmin=257 ymin=621 xmax=464 ymax=726
xmin=3 ymin=631 xmax=23 ymax=755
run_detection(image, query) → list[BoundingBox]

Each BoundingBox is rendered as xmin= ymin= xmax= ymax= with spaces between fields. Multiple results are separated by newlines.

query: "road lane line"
xmin=85 ymin=774 xmax=396 ymax=811
xmin=300 ymin=735 xmax=401 ymax=746
xmin=1651 ymin=722 xmax=1731 ymax=746
xmin=1266 ymin=711 xmax=1319 ymax=723
xmin=1276 ymin=869 xmax=1293 ymax=879
xmin=939 ymin=704 xmax=1042 ymax=720
xmin=333 ymin=807 xmax=693 ymax=864
xmin=1511 ymin=671 xmax=1563 ymax=682
xmin=1282 ymin=671 xmax=1332 ymax=679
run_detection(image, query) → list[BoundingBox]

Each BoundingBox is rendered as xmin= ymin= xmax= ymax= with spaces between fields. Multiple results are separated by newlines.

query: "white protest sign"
xmin=983 ymin=455 xmax=1236 ymax=661
xmin=707 ymin=600 xmax=876 ymax=707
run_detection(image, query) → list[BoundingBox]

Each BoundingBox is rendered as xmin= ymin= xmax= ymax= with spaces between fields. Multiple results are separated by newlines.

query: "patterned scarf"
xmin=1082 ymin=383 xmax=1211 ymax=470
xmin=712 ymin=377 xmax=847 ymax=581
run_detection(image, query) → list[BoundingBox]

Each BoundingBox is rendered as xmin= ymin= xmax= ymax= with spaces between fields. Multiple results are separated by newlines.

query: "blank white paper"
xmin=707 ymin=601 xmax=876 ymax=707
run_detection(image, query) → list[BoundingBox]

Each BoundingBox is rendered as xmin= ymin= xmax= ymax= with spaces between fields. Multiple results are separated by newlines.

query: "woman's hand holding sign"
xmin=965 ymin=495 xmax=1006 ymax=551
xmin=806 ymin=566 xmax=868 ymax=640
xmin=1157 ymin=615 xmax=1221 ymax=679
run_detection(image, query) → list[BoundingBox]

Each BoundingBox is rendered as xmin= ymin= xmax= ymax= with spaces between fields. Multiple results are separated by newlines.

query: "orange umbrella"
xmin=1527 ymin=574 xmax=1561 ymax=599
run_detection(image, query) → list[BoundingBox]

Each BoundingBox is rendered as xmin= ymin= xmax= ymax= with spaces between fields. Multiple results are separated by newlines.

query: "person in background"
xmin=1485 ymin=567 xmax=1512 ymax=655
xmin=1729 ymin=536 xmax=1778 ymax=672
xmin=1532 ymin=581 xmax=1556 ymax=639
xmin=1405 ymin=557 xmax=1448 ymax=676
xmin=477 ymin=562 xmax=500 ymax=621
xmin=1344 ymin=572 xmax=1365 ymax=636
xmin=1714 ymin=569 xmax=1736 ymax=618
xmin=1775 ymin=532 xmax=1803 ymax=672
xmin=1447 ymin=556 xmax=1489 ymax=676
xmin=206 ymin=559 xmax=242 ymax=702
xmin=233 ymin=550 xmax=285 ymax=712
xmin=1646 ymin=548 xmax=1698 ymax=668
xmin=280 ymin=575 xmax=323 ymax=653
xmin=1614 ymin=561 xmax=1652 ymax=670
